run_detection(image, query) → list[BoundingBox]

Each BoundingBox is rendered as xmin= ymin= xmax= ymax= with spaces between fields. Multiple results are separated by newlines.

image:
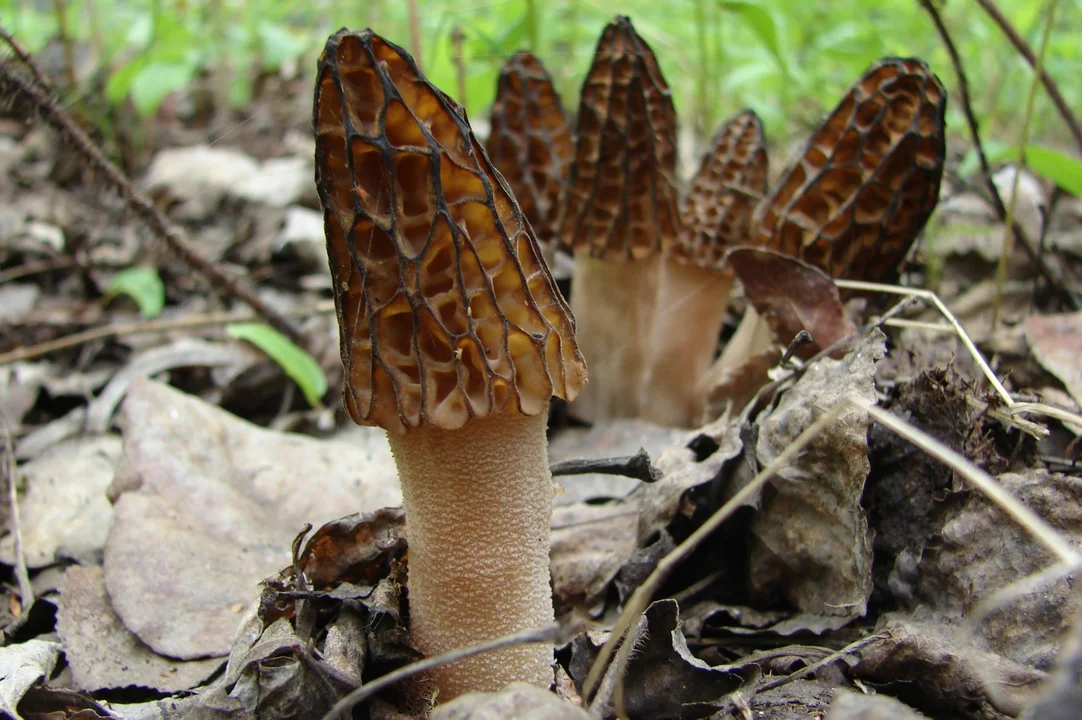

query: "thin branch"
xmin=916 ymin=0 xmax=1079 ymax=311
xmin=320 ymin=624 xmax=558 ymax=720
xmin=0 ymin=37 xmax=309 ymax=346
xmin=0 ymin=301 xmax=336 ymax=366
xmin=550 ymin=448 xmax=662 ymax=484
xmin=972 ymin=0 xmax=1082 ymax=153
xmin=754 ymin=632 xmax=887 ymax=693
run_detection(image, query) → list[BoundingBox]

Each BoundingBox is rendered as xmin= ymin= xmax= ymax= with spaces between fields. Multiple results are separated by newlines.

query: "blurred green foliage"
xmin=2 ymin=0 xmax=1080 ymax=154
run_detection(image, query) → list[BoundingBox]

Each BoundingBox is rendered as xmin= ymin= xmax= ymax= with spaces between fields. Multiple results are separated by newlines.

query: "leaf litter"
xmin=0 ymin=21 xmax=1081 ymax=720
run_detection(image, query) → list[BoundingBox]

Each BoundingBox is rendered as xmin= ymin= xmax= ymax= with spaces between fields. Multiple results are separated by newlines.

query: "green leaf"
xmin=1024 ymin=145 xmax=1082 ymax=198
xmin=129 ymin=61 xmax=197 ymax=115
xmin=105 ymin=267 xmax=165 ymax=319
xmin=258 ymin=22 xmax=305 ymax=70
xmin=226 ymin=323 xmax=328 ymax=408
xmin=719 ymin=1 xmax=789 ymax=77
xmin=105 ymin=57 xmax=147 ymax=106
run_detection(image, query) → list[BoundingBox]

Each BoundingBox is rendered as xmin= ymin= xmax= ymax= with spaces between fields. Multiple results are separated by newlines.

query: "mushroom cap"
xmin=751 ymin=57 xmax=947 ymax=283
xmin=485 ymin=51 xmax=573 ymax=246
xmin=673 ymin=109 xmax=769 ymax=268
xmin=314 ymin=29 xmax=587 ymax=435
xmin=557 ymin=16 xmax=681 ymax=262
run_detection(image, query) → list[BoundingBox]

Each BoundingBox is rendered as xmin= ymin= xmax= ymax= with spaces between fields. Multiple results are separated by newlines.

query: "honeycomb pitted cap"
xmin=674 ymin=109 xmax=768 ymax=268
xmin=557 ymin=16 xmax=681 ymax=262
xmin=314 ymin=28 xmax=587 ymax=435
xmin=485 ymin=51 xmax=573 ymax=247
xmin=751 ymin=57 xmax=947 ymax=283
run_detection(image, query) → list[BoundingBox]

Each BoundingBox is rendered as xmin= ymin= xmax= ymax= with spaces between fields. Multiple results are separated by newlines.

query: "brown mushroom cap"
xmin=485 ymin=51 xmax=573 ymax=245
xmin=557 ymin=15 xmax=681 ymax=261
xmin=314 ymin=29 xmax=586 ymax=435
xmin=674 ymin=109 xmax=769 ymax=267
xmin=751 ymin=57 xmax=947 ymax=283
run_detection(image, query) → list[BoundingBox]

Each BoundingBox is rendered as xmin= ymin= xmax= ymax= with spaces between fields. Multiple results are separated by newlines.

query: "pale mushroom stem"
xmin=639 ymin=258 xmax=735 ymax=427
xmin=386 ymin=410 xmax=555 ymax=701
xmin=568 ymin=253 xmax=660 ymax=423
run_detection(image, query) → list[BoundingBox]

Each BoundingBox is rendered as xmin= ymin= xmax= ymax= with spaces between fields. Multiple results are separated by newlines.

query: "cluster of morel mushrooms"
xmin=313 ymin=16 xmax=946 ymax=704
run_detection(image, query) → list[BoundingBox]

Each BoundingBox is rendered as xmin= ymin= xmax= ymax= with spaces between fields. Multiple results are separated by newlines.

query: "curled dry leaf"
xmin=557 ymin=15 xmax=680 ymax=261
xmin=676 ymin=110 xmax=768 ymax=267
xmin=750 ymin=330 xmax=886 ymax=619
xmin=314 ymin=28 xmax=585 ymax=433
xmin=725 ymin=246 xmax=857 ymax=360
xmin=485 ymin=51 xmax=573 ymax=246
xmin=752 ymin=57 xmax=947 ymax=283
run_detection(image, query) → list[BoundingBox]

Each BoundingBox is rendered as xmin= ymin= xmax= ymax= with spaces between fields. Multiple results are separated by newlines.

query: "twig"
xmin=0 ymin=26 xmax=51 ymax=90
xmin=972 ymin=0 xmax=1082 ymax=153
xmin=0 ymin=39 xmax=309 ymax=346
xmin=992 ymin=0 xmax=1057 ymax=327
xmin=0 ymin=257 xmax=78 ymax=284
xmin=0 ymin=301 xmax=336 ymax=366
xmin=550 ymin=448 xmax=662 ymax=484
xmin=779 ymin=330 xmax=813 ymax=366
xmin=916 ymin=0 xmax=1079 ymax=311
xmin=754 ymin=632 xmax=886 ymax=693
xmin=0 ymin=410 xmax=34 ymax=625
xmin=320 ymin=624 xmax=558 ymax=720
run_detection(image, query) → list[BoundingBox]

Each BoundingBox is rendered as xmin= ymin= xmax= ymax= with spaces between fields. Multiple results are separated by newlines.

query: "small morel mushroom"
xmin=557 ymin=16 xmax=681 ymax=423
xmin=639 ymin=110 xmax=768 ymax=427
xmin=485 ymin=51 xmax=573 ymax=250
xmin=313 ymin=29 xmax=587 ymax=701
xmin=706 ymin=57 xmax=947 ymax=391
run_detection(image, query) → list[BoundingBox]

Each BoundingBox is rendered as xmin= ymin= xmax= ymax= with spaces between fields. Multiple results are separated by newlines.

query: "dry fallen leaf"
xmin=749 ymin=330 xmax=885 ymax=619
xmin=430 ymin=681 xmax=591 ymax=720
xmin=1023 ymin=311 xmax=1082 ymax=407
xmin=104 ymin=377 xmax=401 ymax=659
xmin=726 ymin=247 xmax=857 ymax=359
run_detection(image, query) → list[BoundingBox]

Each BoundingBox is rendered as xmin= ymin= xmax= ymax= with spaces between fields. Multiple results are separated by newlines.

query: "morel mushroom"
xmin=557 ymin=16 xmax=681 ymax=423
xmin=639 ymin=110 xmax=768 ymax=427
xmin=314 ymin=29 xmax=587 ymax=700
xmin=707 ymin=57 xmax=947 ymax=387
xmin=485 ymin=51 xmax=573 ymax=251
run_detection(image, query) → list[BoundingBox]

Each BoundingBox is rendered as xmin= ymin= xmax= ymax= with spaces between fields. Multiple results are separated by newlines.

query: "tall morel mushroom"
xmin=313 ymin=28 xmax=587 ymax=700
xmin=557 ymin=16 xmax=681 ymax=423
xmin=485 ymin=50 xmax=573 ymax=251
xmin=639 ymin=109 xmax=768 ymax=427
xmin=706 ymin=57 xmax=947 ymax=388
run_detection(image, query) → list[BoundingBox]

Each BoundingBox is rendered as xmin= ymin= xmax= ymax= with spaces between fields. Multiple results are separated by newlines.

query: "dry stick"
xmin=550 ymin=448 xmax=662 ymax=484
xmin=0 ymin=37 xmax=308 ymax=347
xmin=991 ymin=0 xmax=1057 ymax=328
xmin=972 ymin=0 xmax=1082 ymax=153
xmin=319 ymin=625 xmax=558 ymax=720
xmin=0 ymin=410 xmax=34 ymax=622
xmin=0 ymin=301 xmax=337 ymax=366
xmin=754 ymin=632 xmax=887 ymax=693
xmin=0 ymin=26 xmax=51 ymax=90
xmin=916 ymin=0 xmax=1079 ymax=311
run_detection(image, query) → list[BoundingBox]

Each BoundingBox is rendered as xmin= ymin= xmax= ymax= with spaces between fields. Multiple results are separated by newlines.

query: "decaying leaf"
xmin=749 ymin=330 xmax=886 ymax=619
xmin=1022 ymin=311 xmax=1082 ymax=407
xmin=569 ymin=600 xmax=749 ymax=719
xmin=752 ymin=58 xmax=946 ymax=283
xmin=726 ymin=247 xmax=857 ymax=359
xmin=485 ymin=51 xmax=573 ymax=246
xmin=57 ymin=566 xmax=222 ymax=692
xmin=0 ymin=435 xmax=121 ymax=568
xmin=430 ymin=682 xmax=591 ymax=720
xmin=557 ymin=15 xmax=681 ymax=261
xmin=104 ymin=378 xmax=401 ymax=659
xmin=0 ymin=640 xmax=60 ymax=720
xmin=677 ymin=110 xmax=768 ymax=267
